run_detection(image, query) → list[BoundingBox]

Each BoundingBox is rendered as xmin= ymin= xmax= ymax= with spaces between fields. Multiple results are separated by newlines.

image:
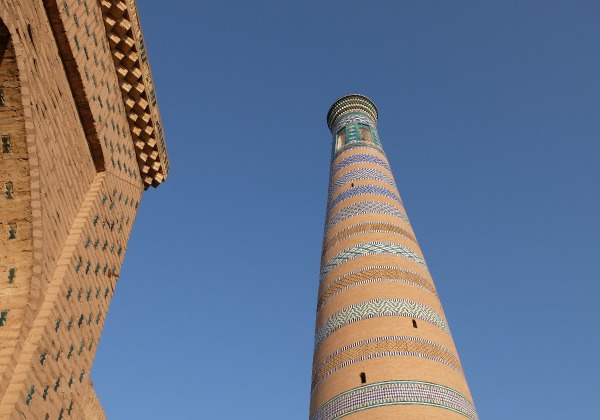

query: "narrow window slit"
xmin=2 ymin=135 xmax=9 ymax=153
xmin=5 ymin=181 xmax=14 ymax=199
xmin=360 ymin=372 xmax=367 ymax=384
xmin=412 ymin=319 xmax=418 ymax=328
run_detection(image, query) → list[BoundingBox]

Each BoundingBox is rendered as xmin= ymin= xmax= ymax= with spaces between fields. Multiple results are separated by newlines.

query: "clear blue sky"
xmin=92 ymin=1 xmax=600 ymax=418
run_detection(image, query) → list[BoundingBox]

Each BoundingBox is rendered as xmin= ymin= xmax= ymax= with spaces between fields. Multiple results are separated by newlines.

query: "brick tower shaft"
xmin=310 ymin=95 xmax=477 ymax=419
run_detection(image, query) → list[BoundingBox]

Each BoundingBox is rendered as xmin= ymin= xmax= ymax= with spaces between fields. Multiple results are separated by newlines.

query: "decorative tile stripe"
xmin=320 ymin=242 xmax=426 ymax=283
xmin=311 ymin=380 xmax=477 ymax=420
xmin=314 ymin=299 xmax=449 ymax=350
xmin=331 ymin=153 xmax=391 ymax=179
xmin=333 ymin=113 xmax=376 ymax=134
xmin=332 ymin=142 xmax=385 ymax=161
xmin=328 ymin=167 xmax=396 ymax=199
xmin=327 ymin=185 xmax=402 ymax=214
xmin=317 ymin=266 xmax=435 ymax=312
xmin=325 ymin=201 xmax=409 ymax=235
xmin=312 ymin=336 xmax=462 ymax=392
xmin=322 ymin=221 xmax=417 ymax=255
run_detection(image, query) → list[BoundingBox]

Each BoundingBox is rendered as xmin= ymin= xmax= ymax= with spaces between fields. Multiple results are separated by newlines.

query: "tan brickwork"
xmin=311 ymin=95 xmax=476 ymax=419
xmin=0 ymin=1 xmax=167 ymax=418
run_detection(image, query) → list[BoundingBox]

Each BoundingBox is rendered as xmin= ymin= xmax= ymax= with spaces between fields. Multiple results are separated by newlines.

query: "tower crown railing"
xmin=327 ymin=94 xmax=382 ymax=156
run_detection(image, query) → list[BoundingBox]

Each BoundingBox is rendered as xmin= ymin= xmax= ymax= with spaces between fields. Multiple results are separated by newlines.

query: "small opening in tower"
xmin=359 ymin=372 xmax=366 ymax=384
xmin=2 ymin=136 xmax=9 ymax=153
xmin=412 ymin=319 xmax=418 ymax=328
xmin=27 ymin=24 xmax=34 ymax=46
xmin=351 ymin=183 xmax=354 ymax=187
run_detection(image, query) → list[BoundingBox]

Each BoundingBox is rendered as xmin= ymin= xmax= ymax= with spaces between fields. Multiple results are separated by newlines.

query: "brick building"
xmin=311 ymin=95 xmax=476 ymax=419
xmin=0 ymin=1 xmax=168 ymax=418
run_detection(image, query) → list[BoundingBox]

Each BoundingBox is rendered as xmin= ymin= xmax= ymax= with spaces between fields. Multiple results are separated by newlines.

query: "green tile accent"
xmin=0 ymin=311 xmax=8 ymax=326
xmin=8 ymin=223 xmax=16 ymax=239
xmin=25 ymin=386 xmax=34 ymax=406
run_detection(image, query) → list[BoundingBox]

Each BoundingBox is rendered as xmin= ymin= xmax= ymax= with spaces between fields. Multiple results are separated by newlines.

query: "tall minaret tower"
xmin=310 ymin=95 xmax=477 ymax=420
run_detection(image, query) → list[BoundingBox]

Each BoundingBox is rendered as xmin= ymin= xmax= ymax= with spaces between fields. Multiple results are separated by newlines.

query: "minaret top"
xmin=327 ymin=94 xmax=378 ymax=133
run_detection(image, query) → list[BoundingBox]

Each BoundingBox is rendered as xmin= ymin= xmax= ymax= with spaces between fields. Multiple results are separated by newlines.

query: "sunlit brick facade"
xmin=0 ymin=1 xmax=167 ymax=418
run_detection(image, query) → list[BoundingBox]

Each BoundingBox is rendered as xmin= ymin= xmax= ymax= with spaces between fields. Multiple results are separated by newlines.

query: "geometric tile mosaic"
xmin=322 ymin=221 xmax=417 ymax=255
xmin=320 ymin=242 xmax=427 ymax=283
xmin=325 ymin=201 xmax=409 ymax=235
xmin=332 ymin=113 xmax=376 ymax=134
xmin=328 ymin=167 xmax=396 ymax=199
xmin=317 ymin=266 xmax=436 ymax=312
xmin=327 ymin=185 xmax=402 ymax=214
xmin=333 ymin=143 xmax=385 ymax=162
xmin=314 ymin=298 xmax=449 ymax=350
xmin=311 ymin=336 xmax=463 ymax=392
xmin=330 ymin=153 xmax=391 ymax=180
xmin=311 ymin=380 xmax=477 ymax=420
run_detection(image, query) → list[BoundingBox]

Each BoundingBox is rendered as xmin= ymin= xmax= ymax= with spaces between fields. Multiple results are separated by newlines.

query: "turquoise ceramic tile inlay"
xmin=314 ymin=298 xmax=449 ymax=350
xmin=333 ymin=112 xmax=376 ymax=134
xmin=0 ymin=311 xmax=8 ymax=326
xmin=311 ymin=380 xmax=477 ymax=420
xmin=320 ymin=242 xmax=426 ymax=282
xmin=345 ymin=122 xmax=362 ymax=142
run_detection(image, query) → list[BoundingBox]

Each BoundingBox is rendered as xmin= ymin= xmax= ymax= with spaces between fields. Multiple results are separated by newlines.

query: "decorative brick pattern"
xmin=312 ymin=336 xmax=463 ymax=392
xmin=0 ymin=2 xmax=168 ymax=418
xmin=330 ymin=153 xmax=391 ymax=179
xmin=317 ymin=266 xmax=435 ymax=312
xmin=327 ymin=185 xmax=402 ymax=214
xmin=322 ymin=221 xmax=417 ymax=255
xmin=312 ymin=95 xmax=476 ymax=419
xmin=333 ymin=141 xmax=385 ymax=161
xmin=328 ymin=167 xmax=396 ymax=199
xmin=311 ymin=380 xmax=477 ymax=420
xmin=320 ymin=242 xmax=426 ymax=283
xmin=314 ymin=298 xmax=449 ymax=350
xmin=325 ymin=201 xmax=409 ymax=235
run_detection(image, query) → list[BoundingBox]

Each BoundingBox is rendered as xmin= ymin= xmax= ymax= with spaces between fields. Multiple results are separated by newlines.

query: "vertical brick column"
xmin=310 ymin=95 xmax=477 ymax=420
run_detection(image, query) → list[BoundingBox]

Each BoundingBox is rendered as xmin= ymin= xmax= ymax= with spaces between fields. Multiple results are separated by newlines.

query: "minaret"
xmin=310 ymin=95 xmax=477 ymax=419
